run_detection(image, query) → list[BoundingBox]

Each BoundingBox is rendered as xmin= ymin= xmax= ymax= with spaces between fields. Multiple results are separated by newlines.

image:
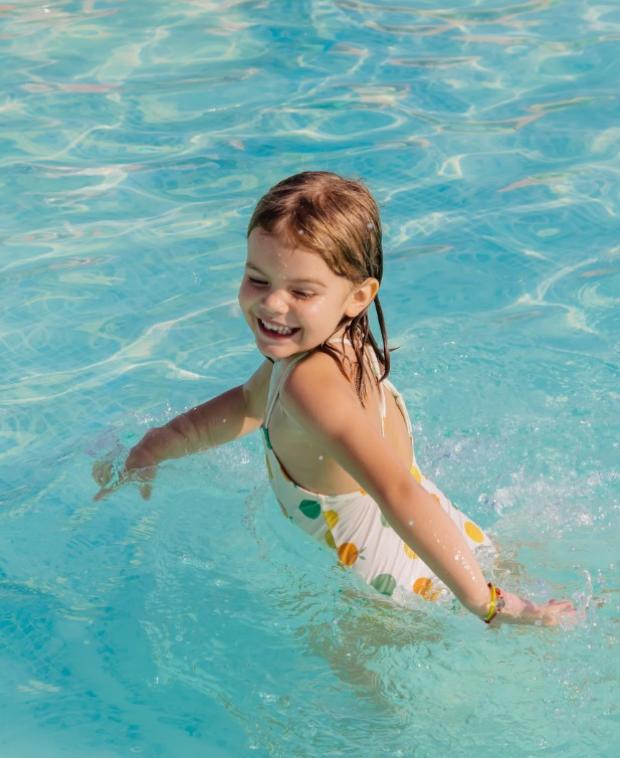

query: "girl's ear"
xmin=344 ymin=277 xmax=379 ymax=318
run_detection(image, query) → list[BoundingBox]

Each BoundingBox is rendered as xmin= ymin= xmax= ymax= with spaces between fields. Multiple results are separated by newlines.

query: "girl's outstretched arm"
xmin=281 ymin=353 xmax=575 ymax=628
xmin=92 ymin=359 xmax=273 ymax=501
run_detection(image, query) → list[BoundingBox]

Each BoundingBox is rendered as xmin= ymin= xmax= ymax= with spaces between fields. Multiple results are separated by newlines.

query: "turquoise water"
xmin=1 ymin=0 xmax=619 ymax=755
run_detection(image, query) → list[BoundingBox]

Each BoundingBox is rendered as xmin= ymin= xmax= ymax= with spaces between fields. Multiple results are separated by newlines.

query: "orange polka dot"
xmin=403 ymin=543 xmax=418 ymax=560
xmin=410 ymin=465 xmax=422 ymax=483
xmin=358 ymin=486 xmax=367 ymax=495
xmin=413 ymin=577 xmax=441 ymax=602
xmin=323 ymin=509 xmax=339 ymax=529
xmin=338 ymin=542 xmax=359 ymax=566
xmin=325 ymin=530 xmax=336 ymax=549
xmin=464 ymin=520 xmax=484 ymax=544
xmin=413 ymin=577 xmax=432 ymax=595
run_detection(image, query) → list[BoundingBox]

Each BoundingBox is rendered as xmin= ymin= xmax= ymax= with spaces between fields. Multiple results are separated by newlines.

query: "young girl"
xmin=93 ymin=171 xmax=576 ymax=628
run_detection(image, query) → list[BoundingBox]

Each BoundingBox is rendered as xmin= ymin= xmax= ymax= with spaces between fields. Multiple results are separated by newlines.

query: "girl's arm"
xmin=281 ymin=353 xmax=575 ymax=627
xmin=93 ymin=359 xmax=273 ymax=500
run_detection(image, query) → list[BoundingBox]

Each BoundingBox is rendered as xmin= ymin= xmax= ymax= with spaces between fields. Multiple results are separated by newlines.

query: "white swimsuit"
xmin=262 ymin=349 xmax=494 ymax=606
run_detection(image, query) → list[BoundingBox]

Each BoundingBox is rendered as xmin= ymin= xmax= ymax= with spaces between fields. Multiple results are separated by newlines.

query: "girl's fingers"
xmin=92 ymin=441 xmax=157 ymax=503
xmin=543 ymin=600 xmax=578 ymax=627
xmin=94 ymin=486 xmax=115 ymax=501
xmin=92 ymin=467 xmax=128 ymax=501
xmin=93 ymin=466 xmax=155 ymax=502
xmin=135 ymin=466 xmax=156 ymax=483
xmin=554 ymin=605 xmax=573 ymax=613
xmin=92 ymin=459 xmax=114 ymax=487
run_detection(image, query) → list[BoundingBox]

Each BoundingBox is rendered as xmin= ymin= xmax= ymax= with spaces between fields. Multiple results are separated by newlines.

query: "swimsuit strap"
xmin=366 ymin=347 xmax=388 ymax=436
xmin=326 ymin=335 xmax=352 ymax=347
xmin=263 ymin=352 xmax=308 ymax=428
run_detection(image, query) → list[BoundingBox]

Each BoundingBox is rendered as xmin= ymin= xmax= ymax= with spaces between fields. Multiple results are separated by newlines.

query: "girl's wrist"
xmin=469 ymin=583 xmax=527 ymax=625
xmin=465 ymin=584 xmax=531 ymax=625
xmin=463 ymin=587 xmax=499 ymax=621
xmin=483 ymin=583 xmax=506 ymax=624
xmin=128 ymin=431 xmax=162 ymax=468
xmin=488 ymin=589 xmax=546 ymax=626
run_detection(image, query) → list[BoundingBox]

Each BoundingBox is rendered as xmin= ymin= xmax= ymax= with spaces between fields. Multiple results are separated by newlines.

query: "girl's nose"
xmin=262 ymin=289 xmax=288 ymax=314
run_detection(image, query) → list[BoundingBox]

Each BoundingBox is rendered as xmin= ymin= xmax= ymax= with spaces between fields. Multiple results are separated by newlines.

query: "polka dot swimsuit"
xmin=262 ymin=350 xmax=494 ymax=606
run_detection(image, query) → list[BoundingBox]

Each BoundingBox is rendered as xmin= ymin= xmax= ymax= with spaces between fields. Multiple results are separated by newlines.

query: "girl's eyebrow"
xmin=245 ymin=262 xmax=326 ymax=288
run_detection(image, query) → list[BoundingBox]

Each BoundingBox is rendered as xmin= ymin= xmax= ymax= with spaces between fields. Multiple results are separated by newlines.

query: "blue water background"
xmin=1 ymin=0 xmax=619 ymax=755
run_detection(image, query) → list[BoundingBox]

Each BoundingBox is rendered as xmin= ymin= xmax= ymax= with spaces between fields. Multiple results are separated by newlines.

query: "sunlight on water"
xmin=1 ymin=0 xmax=619 ymax=755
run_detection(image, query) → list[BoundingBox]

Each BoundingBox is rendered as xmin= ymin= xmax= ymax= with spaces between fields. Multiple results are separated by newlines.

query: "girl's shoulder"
xmin=286 ymin=347 xmax=354 ymax=384
xmin=278 ymin=347 xmax=388 ymax=453
xmin=280 ymin=348 xmax=360 ymax=417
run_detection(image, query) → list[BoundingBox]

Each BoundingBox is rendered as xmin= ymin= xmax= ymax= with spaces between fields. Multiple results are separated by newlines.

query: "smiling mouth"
xmin=257 ymin=318 xmax=300 ymax=339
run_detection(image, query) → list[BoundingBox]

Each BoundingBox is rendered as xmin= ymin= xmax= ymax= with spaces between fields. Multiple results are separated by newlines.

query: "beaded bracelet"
xmin=484 ymin=582 xmax=505 ymax=624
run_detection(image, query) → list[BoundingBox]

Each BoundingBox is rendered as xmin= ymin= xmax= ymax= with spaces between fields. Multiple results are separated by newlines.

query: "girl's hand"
xmin=92 ymin=443 xmax=157 ymax=501
xmin=91 ymin=364 xmax=272 ymax=503
xmin=493 ymin=590 xmax=578 ymax=628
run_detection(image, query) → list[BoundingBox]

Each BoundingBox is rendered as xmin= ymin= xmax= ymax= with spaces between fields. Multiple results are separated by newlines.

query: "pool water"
xmin=2 ymin=0 xmax=619 ymax=755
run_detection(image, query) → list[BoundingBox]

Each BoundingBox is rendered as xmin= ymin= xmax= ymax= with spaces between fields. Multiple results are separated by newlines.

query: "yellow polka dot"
xmin=464 ymin=520 xmax=484 ymax=544
xmin=432 ymin=494 xmax=441 ymax=506
xmin=325 ymin=530 xmax=336 ymax=549
xmin=338 ymin=542 xmax=359 ymax=566
xmin=358 ymin=486 xmax=366 ymax=495
xmin=323 ymin=509 xmax=339 ymax=529
xmin=403 ymin=543 xmax=418 ymax=560
xmin=413 ymin=577 xmax=440 ymax=602
xmin=410 ymin=464 xmax=422 ymax=483
xmin=265 ymin=455 xmax=273 ymax=481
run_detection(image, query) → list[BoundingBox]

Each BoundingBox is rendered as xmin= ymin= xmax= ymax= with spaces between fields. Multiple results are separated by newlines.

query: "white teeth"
xmin=260 ymin=318 xmax=293 ymax=335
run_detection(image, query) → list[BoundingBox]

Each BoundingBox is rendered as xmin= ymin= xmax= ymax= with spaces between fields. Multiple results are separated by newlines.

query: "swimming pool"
xmin=1 ymin=0 xmax=619 ymax=754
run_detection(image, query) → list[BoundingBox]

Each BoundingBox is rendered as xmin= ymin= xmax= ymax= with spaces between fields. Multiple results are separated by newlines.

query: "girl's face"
xmin=239 ymin=227 xmax=365 ymax=360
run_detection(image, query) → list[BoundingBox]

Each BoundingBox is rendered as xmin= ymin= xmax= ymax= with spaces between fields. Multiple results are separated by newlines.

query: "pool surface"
xmin=1 ymin=0 xmax=619 ymax=755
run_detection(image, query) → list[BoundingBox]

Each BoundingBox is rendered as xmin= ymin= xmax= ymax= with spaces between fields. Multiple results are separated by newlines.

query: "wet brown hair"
xmin=247 ymin=171 xmax=390 ymax=400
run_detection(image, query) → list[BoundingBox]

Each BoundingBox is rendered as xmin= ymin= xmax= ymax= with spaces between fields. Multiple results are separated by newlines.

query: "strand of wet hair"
xmin=319 ymin=295 xmax=390 ymax=404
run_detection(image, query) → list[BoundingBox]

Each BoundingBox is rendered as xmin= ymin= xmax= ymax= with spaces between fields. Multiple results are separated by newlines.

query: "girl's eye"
xmin=248 ymin=277 xmax=268 ymax=287
xmin=293 ymin=291 xmax=315 ymax=300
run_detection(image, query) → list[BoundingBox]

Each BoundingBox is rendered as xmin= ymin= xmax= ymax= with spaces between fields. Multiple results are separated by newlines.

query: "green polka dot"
xmin=380 ymin=514 xmax=389 ymax=527
xmin=370 ymin=573 xmax=397 ymax=596
xmin=299 ymin=499 xmax=321 ymax=519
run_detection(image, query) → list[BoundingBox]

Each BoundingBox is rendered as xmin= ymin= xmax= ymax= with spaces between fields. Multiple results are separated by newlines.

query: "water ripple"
xmin=2 ymin=0 xmax=620 ymax=755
